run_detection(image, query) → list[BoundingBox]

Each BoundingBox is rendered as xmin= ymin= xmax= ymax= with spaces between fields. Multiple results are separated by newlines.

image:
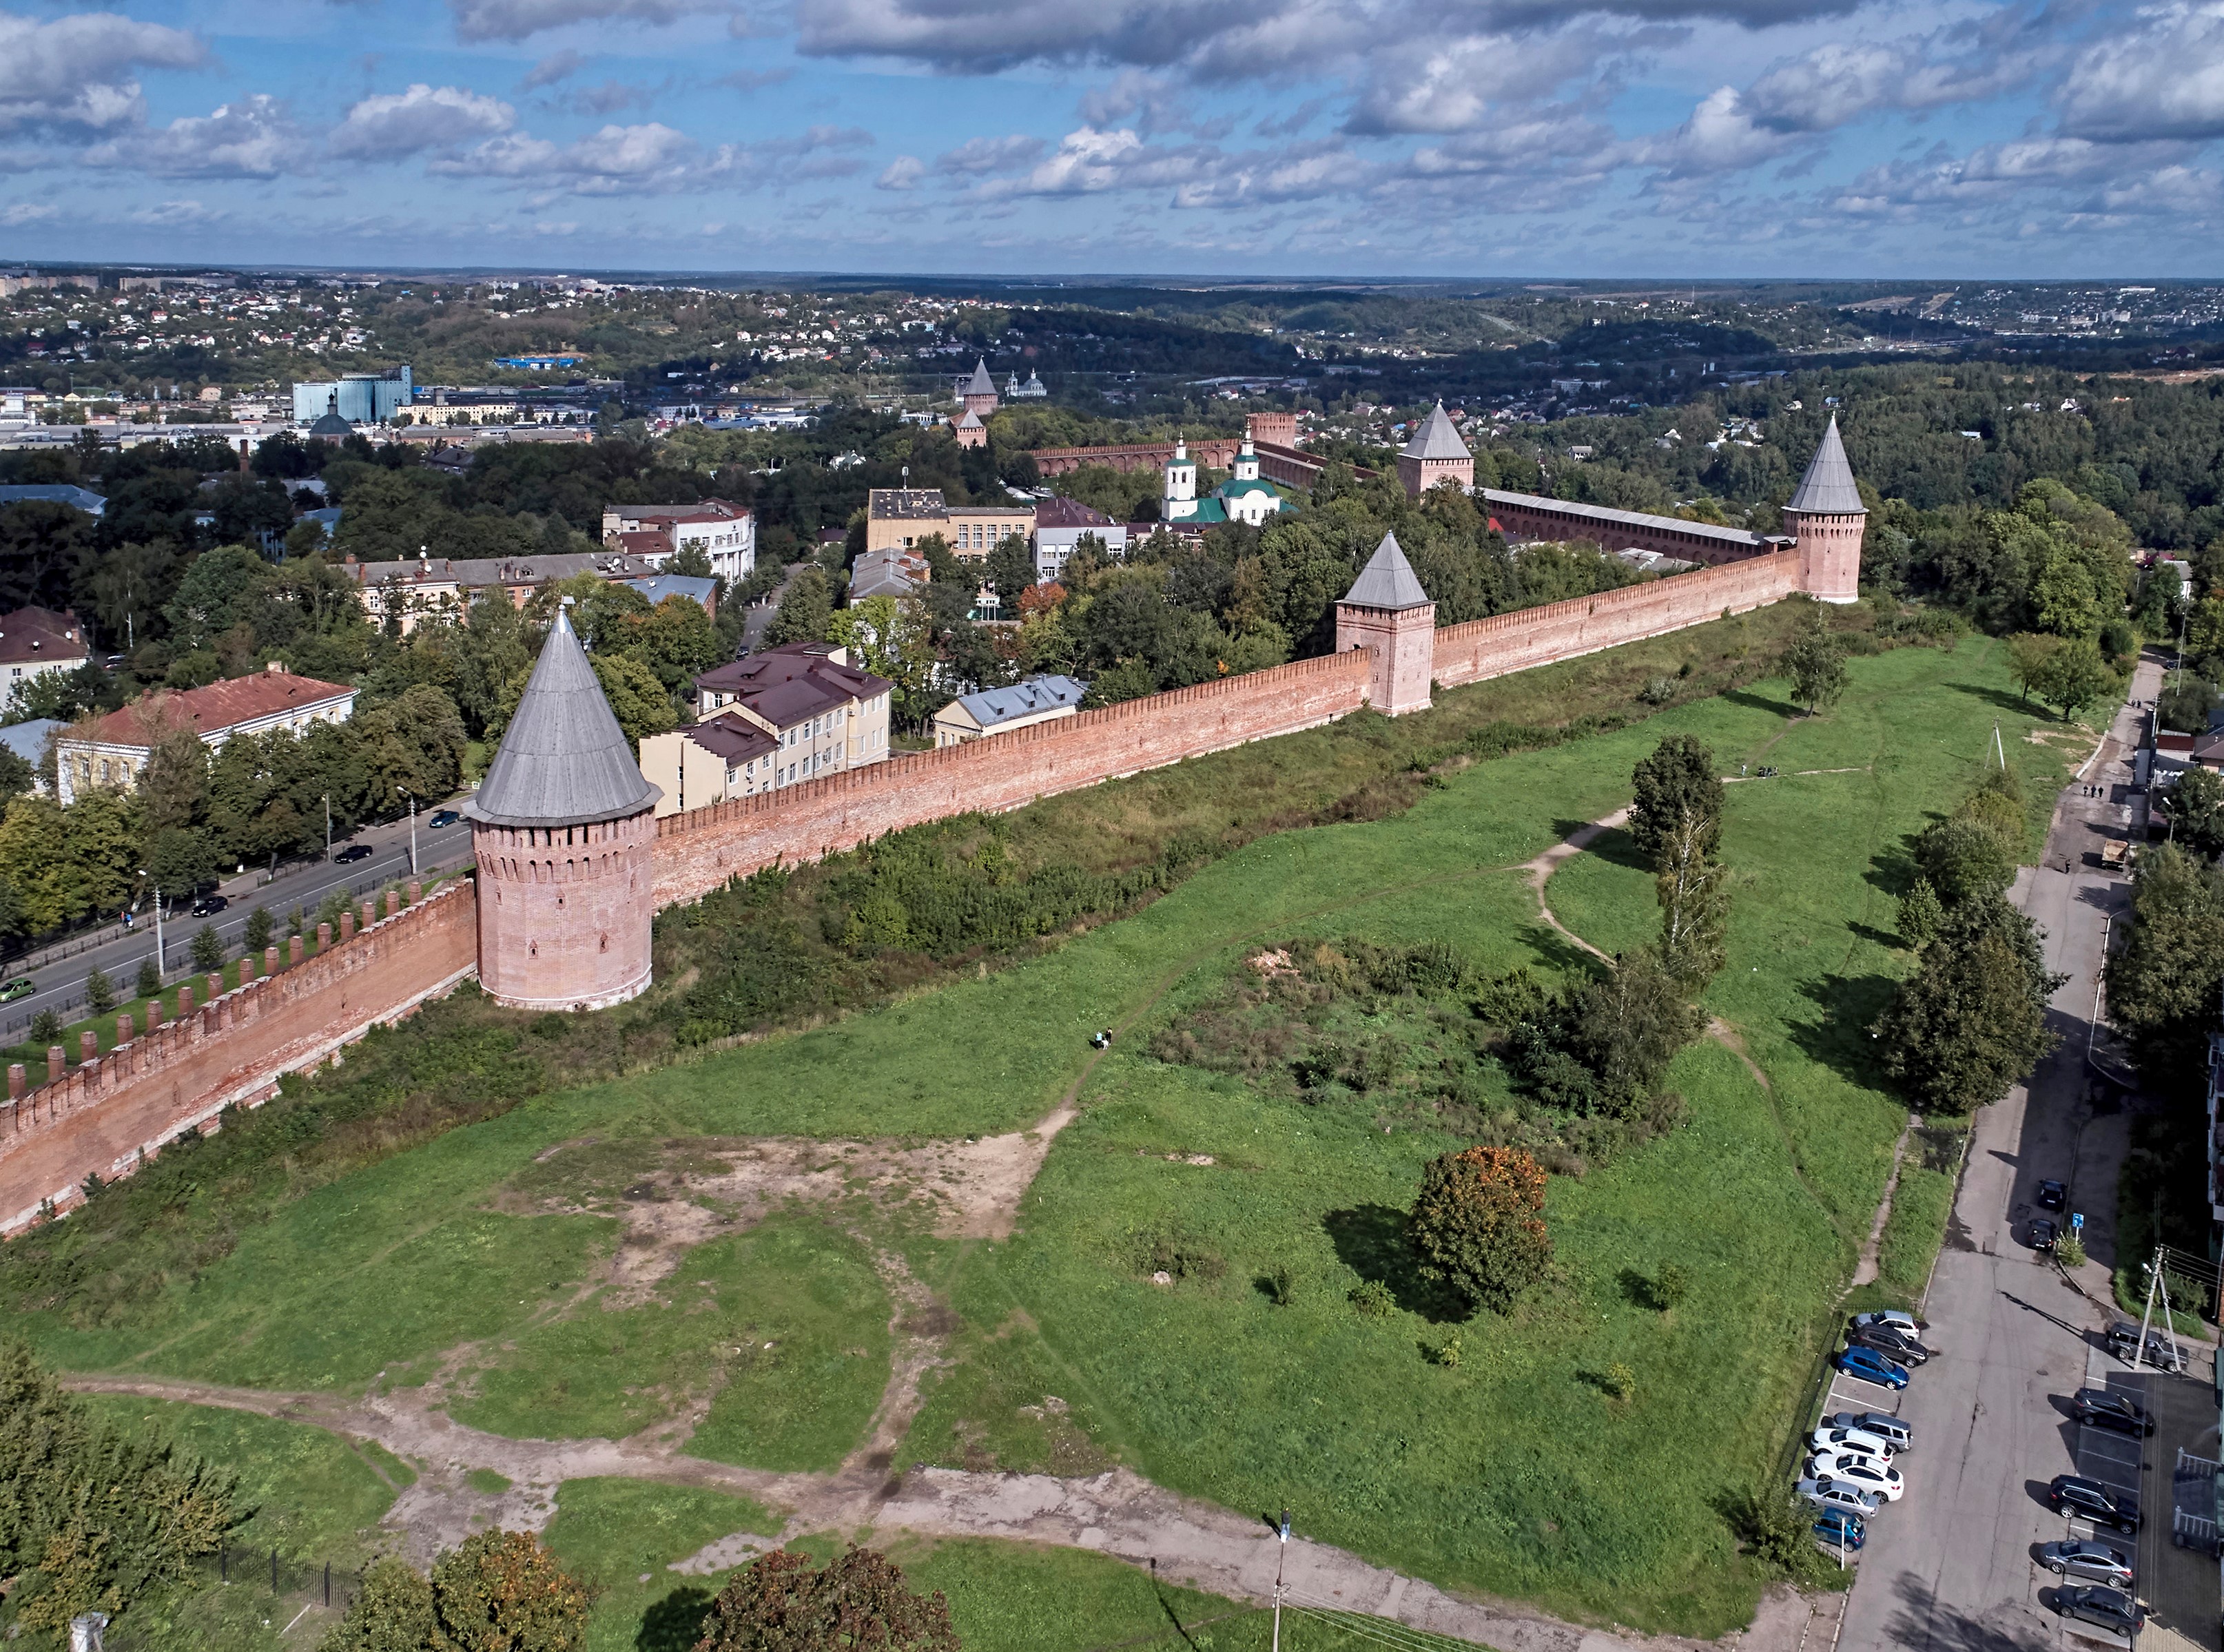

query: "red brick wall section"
xmin=650 ymin=649 xmax=1372 ymax=907
xmin=1432 ymin=551 xmax=1802 ymax=689
xmin=0 ymin=881 xmax=479 ymax=1235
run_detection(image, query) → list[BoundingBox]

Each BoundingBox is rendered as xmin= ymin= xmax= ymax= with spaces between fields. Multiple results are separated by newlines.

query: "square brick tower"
xmin=1335 ymin=532 xmax=1437 ymax=716
xmin=1397 ymin=402 xmax=1473 ymax=500
xmin=1782 ymin=414 xmax=1865 ymax=604
xmin=959 ymin=358 xmax=999 ymax=420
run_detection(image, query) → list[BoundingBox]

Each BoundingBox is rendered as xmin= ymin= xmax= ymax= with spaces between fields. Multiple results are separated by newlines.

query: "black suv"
xmin=2072 ymin=1389 xmax=2155 ymax=1437
xmin=1849 ymin=1324 xmax=1933 ymax=1366
xmin=2048 ymin=1474 xmax=2141 ymax=1534
xmin=2055 ymin=1585 xmax=2143 ymax=1636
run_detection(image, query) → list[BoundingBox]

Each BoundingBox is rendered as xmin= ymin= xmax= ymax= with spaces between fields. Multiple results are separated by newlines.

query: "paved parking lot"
xmin=1833 ymin=660 xmax=2221 ymax=1652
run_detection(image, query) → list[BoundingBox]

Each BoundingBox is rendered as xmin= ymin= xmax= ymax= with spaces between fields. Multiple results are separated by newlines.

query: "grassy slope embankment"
xmin=14 ymin=633 xmax=2072 ymax=1644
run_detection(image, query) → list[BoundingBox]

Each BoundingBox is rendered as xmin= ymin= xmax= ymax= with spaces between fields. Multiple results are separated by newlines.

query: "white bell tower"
xmin=1164 ymin=437 xmax=1198 ymax=521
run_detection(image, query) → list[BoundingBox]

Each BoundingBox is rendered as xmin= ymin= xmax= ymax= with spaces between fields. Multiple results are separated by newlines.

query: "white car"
xmin=1808 ymin=1425 xmax=1899 ymax=1460
xmin=1796 ymin=1477 xmax=1880 ymax=1516
xmin=1805 ymin=1452 xmax=1905 ymax=1501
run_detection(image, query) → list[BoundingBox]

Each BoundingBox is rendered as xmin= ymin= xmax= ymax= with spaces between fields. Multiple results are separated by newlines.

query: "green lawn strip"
xmin=894 ymin=1538 xmax=1273 ymax=1652
xmin=1873 ymin=1165 xmax=1956 ymax=1301
xmin=539 ymin=1476 xmax=781 ymax=1652
xmin=105 ymin=1577 xmax=297 ymax=1652
xmin=453 ymin=1219 xmax=892 ymax=1472
xmin=76 ymin=1394 xmax=397 ymax=1566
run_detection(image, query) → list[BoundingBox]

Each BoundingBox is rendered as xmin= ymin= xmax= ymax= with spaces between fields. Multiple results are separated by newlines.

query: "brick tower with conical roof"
xmin=1783 ymin=414 xmax=1865 ymax=604
xmin=464 ymin=601 xmax=663 ymax=1011
xmin=1335 ymin=531 xmax=1437 ymax=715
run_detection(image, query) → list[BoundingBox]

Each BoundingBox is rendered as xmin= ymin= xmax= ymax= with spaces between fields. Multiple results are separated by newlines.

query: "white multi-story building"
xmin=600 ymin=499 xmax=756 ymax=583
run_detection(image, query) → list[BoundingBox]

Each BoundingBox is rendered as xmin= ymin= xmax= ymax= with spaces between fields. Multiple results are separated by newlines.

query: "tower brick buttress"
xmin=473 ymin=807 xmax=655 ymax=1011
xmin=1789 ymin=509 xmax=1864 ymax=604
xmin=1335 ymin=599 xmax=1437 ymax=716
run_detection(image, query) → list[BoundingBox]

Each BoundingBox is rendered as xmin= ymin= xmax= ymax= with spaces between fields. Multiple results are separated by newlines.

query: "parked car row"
xmin=1799 ymin=1405 xmax=1917 ymax=1543
xmin=1831 ymin=1310 xmax=1933 ymax=1392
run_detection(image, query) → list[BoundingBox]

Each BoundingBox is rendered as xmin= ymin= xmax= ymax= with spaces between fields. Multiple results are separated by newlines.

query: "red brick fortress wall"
xmin=1431 ymin=551 xmax=1802 ymax=690
xmin=650 ymin=650 xmax=1372 ymax=906
xmin=0 ymin=881 xmax=479 ymax=1234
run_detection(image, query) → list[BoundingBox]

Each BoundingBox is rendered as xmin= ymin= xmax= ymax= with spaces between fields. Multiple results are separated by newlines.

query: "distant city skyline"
xmin=0 ymin=0 xmax=2212 ymax=278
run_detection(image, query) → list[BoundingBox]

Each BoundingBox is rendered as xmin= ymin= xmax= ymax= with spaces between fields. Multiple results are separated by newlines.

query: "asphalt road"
xmin=0 ymin=802 xmax=475 ymax=1037
xmin=1835 ymin=654 xmax=2220 ymax=1652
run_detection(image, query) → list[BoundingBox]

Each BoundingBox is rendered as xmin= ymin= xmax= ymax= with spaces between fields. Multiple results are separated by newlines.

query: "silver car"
xmin=1796 ymin=1477 xmax=1880 ymax=1516
xmin=2039 ymin=1540 xmax=2134 ymax=1589
xmin=1826 ymin=1410 xmax=1913 ymax=1452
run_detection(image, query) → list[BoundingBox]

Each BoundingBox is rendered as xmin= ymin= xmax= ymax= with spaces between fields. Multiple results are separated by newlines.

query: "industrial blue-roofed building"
xmin=291 ymin=366 xmax=413 ymax=426
xmin=0 ymin=484 xmax=105 ymax=517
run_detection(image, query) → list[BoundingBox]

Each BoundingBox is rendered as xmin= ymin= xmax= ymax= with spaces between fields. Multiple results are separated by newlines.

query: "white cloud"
xmin=0 ymin=11 xmax=203 ymax=136
xmin=1634 ymin=85 xmax=1803 ymax=177
xmin=2058 ymin=1 xmax=2224 ymax=141
xmin=1347 ymin=26 xmax=1670 ymax=134
xmin=449 ymin=0 xmax=724 ymax=42
xmin=876 ymin=154 xmax=924 ymax=189
xmin=0 ymin=202 xmax=54 ymax=226
xmin=432 ymin=120 xmax=737 ymax=193
xmin=519 ymin=49 xmax=588 ymax=89
xmin=130 ymin=198 xmax=220 ymax=226
xmin=83 ymin=96 xmax=296 ymax=178
xmin=330 ymin=84 xmax=515 ymax=158
xmin=934 ymin=134 xmax=1048 ymax=174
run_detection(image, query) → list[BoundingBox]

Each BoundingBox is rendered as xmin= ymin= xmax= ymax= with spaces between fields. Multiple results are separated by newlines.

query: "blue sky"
xmin=0 ymin=0 xmax=2213 ymax=277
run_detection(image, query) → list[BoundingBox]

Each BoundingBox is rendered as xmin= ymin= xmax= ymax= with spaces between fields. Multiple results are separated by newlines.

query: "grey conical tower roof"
xmin=1342 ymin=531 xmax=1432 ymax=610
xmin=1786 ymin=414 xmax=1864 ymax=514
xmin=1401 ymin=401 xmax=1470 ymax=462
xmin=464 ymin=604 xmax=662 ymax=829
xmin=965 ymin=358 xmax=996 ymax=395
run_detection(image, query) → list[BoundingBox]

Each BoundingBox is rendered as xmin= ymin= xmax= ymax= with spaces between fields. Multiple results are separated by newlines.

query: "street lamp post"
xmin=398 ymin=787 xmax=416 ymax=875
xmin=323 ymin=793 xmax=331 ymax=856
xmin=136 ymin=870 xmax=162 ymax=978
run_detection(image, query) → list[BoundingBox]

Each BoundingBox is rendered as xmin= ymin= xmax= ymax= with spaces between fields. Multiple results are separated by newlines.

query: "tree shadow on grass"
xmin=1516 ymin=922 xmax=1609 ymax=980
xmin=1322 ymin=1204 xmax=1468 ymax=1323
xmin=637 ymin=1586 xmax=715 ymax=1652
xmin=1722 ymin=688 xmax=1802 ymax=720
xmin=1580 ymin=825 xmax=1651 ymax=872
xmin=1950 ymin=681 xmax=2046 ymax=720
xmin=1787 ymin=972 xmax=1902 ymax=1088
xmin=1864 ymin=829 xmax=1934 ymax=902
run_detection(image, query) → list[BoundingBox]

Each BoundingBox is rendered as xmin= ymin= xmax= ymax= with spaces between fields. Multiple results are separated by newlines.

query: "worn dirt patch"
xmin=504 ymin=1125 xmax=1073 ymax=1304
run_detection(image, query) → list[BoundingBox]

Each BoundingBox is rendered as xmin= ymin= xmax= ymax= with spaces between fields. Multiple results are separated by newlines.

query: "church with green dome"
xmin=1160 ymin=436 xmax=1296 ymax=528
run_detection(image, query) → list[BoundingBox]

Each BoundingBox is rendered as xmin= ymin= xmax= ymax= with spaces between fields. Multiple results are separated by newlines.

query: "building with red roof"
xmin=55 ymin=664 xmax=358 ymax=805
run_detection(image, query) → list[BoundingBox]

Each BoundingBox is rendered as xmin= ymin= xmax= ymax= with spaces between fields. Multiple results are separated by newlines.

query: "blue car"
xmin=1835 ymin=1345 xmax=1910 ymax=1389
xmin=1813 ymin=1508 xmax=1866 ymax=1549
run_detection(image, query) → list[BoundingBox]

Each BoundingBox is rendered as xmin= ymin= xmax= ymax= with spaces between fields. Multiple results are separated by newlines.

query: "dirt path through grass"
xmin=59 ymin=1370 xmax=1835 ymax=1652
xmin=1849 ymin=1117 xmax=1917 ymax=1289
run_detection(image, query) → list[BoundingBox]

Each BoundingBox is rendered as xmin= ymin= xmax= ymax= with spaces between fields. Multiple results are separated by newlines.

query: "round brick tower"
xmin=463 ymin=601 xmax=663 ymax=1011
xmin=1783 ymin=413 xmax=1866 ymax=605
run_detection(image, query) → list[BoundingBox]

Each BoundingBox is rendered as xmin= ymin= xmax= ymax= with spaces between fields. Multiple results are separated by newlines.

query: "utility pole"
xmin=323 ymin=793 xmax=331 ymax=856
xmin=1993 ymin=721 xmax=2007 ymax=771
xmin=401 ymin=787 xmax=417 ymax=874
xmin=2135 ymin=1245 xmax=2165 ymax=1374
xmin=152 ymin=887 xmax=163 ymax=978
xmin=1272 ymin=1507 xmax=1290 ymax=1652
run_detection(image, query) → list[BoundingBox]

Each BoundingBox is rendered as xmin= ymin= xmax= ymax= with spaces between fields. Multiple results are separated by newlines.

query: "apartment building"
xmin=56 ymin=665 xmax=356 ymax=805
xmin=638 ymin=641 xmax=894 ymax=817
xmin=599 ymin=498 xmax=756 ymax=582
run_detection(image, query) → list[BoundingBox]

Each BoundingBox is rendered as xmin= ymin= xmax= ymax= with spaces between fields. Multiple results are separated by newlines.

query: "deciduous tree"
xmin=1409 ymin=1144 xmax=1553 ymax=1314
xmin=692 ymin=1545 xmax=959 ymax=1652
xmin=1778 ymin=607 xmax=1847 ymax=712
xmin=1874 ymin=893 xmax=2061 ymax=1114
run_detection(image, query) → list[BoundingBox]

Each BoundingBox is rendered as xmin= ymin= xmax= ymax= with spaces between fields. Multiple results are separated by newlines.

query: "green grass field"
xmin=23 ymin=633 xmax=2079 ymax=1641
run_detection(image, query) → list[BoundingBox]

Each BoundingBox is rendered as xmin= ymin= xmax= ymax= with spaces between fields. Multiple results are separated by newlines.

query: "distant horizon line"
xmin=0 ymin=260 xmax=2201 ymax=291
